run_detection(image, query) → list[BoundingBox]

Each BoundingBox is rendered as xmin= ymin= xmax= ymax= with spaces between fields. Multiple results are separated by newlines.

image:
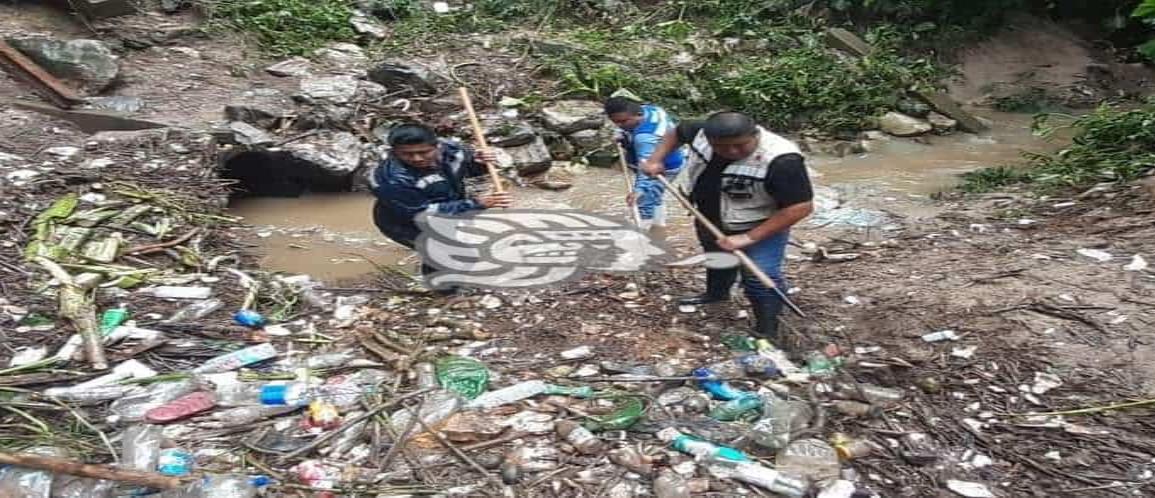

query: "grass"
xmin=205 ymin=0 xmax=358 ymax=56
xmin=961 ymin=100 xmax=1155 ymax=193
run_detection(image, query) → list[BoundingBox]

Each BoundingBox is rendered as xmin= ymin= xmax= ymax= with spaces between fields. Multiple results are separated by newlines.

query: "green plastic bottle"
xmin=708 ymin=393 xmax=764 ymax=421
xmin=99 ymin=305 xmax=129 ymax=336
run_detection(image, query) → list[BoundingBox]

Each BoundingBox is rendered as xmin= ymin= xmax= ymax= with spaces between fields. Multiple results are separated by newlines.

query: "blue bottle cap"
xmin=259 ymin=384 xmax=287 ymax=405
xmin=691 ymin=367 xmax=714 ymax=379
xmin=250 ymin=475 xmax=273 ymax=487
xmin=233 ymin=309 xmax=266 ymax=328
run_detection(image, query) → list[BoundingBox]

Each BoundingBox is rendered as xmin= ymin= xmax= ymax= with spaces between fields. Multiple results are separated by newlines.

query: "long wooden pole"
xmin=457 ymin=87 xmax=505 ymax=193
xmin=654 ymin=175 xmax=805 ymax=317
xmin=0 ymin=452 xmax=181 ymax=490
xmin=614 ymin=144 xmax=643 ymax=226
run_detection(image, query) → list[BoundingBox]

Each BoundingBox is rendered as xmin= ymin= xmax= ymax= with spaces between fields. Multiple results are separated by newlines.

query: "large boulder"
xmin=280 ymin=131 xmax=363 ymax=178
xmin=367 ymin=62 xmax=437 ymax=96
xmin=314 ymin=43 xmax=369 ymax=72
xmin=497 ymin=136 xmax=553 ymax=177
xmin=7 ymin=37 xmax=119 ymax=93
xmin=542 ymin=131 xmax=575 ymax=161
xmin=878 ymin=112 xmax=932 ymax=137
xmin=927 ymin=112 xmax=958 ymax=135
xmin=540 ymin=100 xmax=604 ymax=134
xmin=567 ymin=127 xmax=613 ymax=154
xmin=297 ymin=75 xmax=359 ymax=104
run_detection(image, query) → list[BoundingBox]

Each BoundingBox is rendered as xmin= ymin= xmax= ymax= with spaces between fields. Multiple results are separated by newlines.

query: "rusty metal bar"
xmin=0 ymin=40 xmax=85 ymax=108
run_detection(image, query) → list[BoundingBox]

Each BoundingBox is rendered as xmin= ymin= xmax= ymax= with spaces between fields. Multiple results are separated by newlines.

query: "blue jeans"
xmin=633 ymin=168 xmax=678 ymax=220
xmin=696 ymin=224 xmax=789 ymax=301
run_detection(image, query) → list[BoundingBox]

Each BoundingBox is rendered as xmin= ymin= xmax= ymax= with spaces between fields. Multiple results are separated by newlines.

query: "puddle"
xmin=230 ymin=110 xmax=1063 ymax=279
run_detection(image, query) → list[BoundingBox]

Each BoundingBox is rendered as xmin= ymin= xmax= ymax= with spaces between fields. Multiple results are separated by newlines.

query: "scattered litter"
xmin=560 ymin=346 xmax=594 ymax=360
xmin=678 ymin=304 xmax=698 ymax=313
xmin=946 ymin=480 xmax=995 ymax=498
xmin=843 ymin=296 xmax=860 ymax=305
xmin=1124 ymin=254 xmax=1148 ymax=272
xmin=1031 ymin=372 xmax=1063 ymax=395
xmin=922 ymin=330 xmax=960 ymax=342
xmin=951 ymin=345 xmax=977 ymax=359
xmin=1076 ymin=248 xmax=1113 ymax=262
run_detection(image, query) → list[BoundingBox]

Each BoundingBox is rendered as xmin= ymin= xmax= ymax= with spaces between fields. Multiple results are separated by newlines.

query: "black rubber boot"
xmin=678 ymin=268 xmax=738 ymax=305
xmin=750 ymin=296 xmax=785 ymax=343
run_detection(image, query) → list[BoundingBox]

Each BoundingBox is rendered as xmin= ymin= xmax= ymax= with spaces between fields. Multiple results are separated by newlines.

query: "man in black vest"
xmin=642 ymin=112 xmax=813 ymax=342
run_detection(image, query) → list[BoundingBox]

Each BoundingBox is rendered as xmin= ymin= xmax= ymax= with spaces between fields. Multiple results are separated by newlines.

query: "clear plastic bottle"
xmin=42 ymin=384 xmax=140 ymax=405
xmin=556 ymin=420 xmax=603 ymax=454
xmin=0 ymin=446 xmax=63 ymax=498
xmin=120 ymin=425 xmax=163 ymax=471
xmin=109 ymin=378 xmax=203 ymax=422
xmin=414 ymin=362 xmax=438 ymax=389
xmin=193 ymin=344 xmax=278 ymax=374
xmin=160 ymin=474 xmax=272 ymax=498
xmin=708 ymin=394 xmax=763 ymax=422
xmin=657 ymin=428 xmax=749 ymax=462
xmin=466 ymin=380 xmax=548 ymax=409
xmin=776 ymin=438 xmax=841 ymax=485
xmin=653 ymin=469 xmax=691 ymax=498
xmin=164 ymin=298 xmax=224 ymax=323
xmin=50 ymin=476 xmax=115 ymax=498
xmin=303 ymin=352 xmax=355 ymax=370
xmin=825 ymin=382 xmax=905 ymax=407
xmin=750 ymin=400 xmax=813 ymax=450
xmin=705 ymin=457 xmax=809 ymax=498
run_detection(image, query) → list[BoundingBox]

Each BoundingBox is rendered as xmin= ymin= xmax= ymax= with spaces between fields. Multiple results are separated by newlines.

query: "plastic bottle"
xmin=109 ymin=378 xmax=203 ymax=422
xmin=157 ymin=448 xmax=194 ymax=476
xmin=825 ymin=382 xmax=905 ymax=407
xmin=750 ymin=400 xmax=813 ymax=450
xmin=42 ymin=384 xmax=139 ymax=405
xmin=653 ymin=469 xmax=691 ymax=498
xmin=776 ymin=438 xmax=841 ymax=485
xmin=415 ymin=362 xmax=438 ymax=389
xmin=543 ymin=384 xmax=595 ymax=398
xmin=120 ymin=425 xmax=163 ymax=471
xmin=98 ymin=305 xmax=129 ymax=336
xmin=708 ymin=393 xmax=763 ymax=422
xmin=165 ymin=298 xmax=224 ymax=323
xmin=233 ymin=309 xmax=266 ymax=329
xmin=0 ymin=446 xmax=63 ymax=498
xmin=691 ymin=367 xmax=746 ymax=401
xmin=555 ymin=420 xmax=603 ymax=454
xmin=160 ymin=474 xmax=272 ymax=498
xmin=50 ymin=476 xmax=115 ymax=498
xmin=390 ymin=390 xmax=463 ymax=437
xmin=657 ymin=428 xmax=748 ymax=462
xmin=608 ymin=447 xmax=654 ymax=476
xmin=755 ymin=339 xmax=805 ymax=377
xmin=206 ymin=405 xmax=301 ymax=427
xmin=705 ymin=458 xmax=809 ymax=498
xmin=805 ymin=351 xmax=839 ymax=378
xmin=304 ymin=352 xmax=356 ymax=370
xmin=71 ymin=359 xmax=156 ymax=390
xmin=193 ymin=343 xmax=278 ymax=374
xmin=466 ymin=380 xmax=548 ymax=409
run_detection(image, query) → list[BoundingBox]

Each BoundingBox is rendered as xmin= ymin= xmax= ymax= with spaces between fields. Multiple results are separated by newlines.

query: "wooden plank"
xmin=823 ymin=27 xmax=989 ymax=133
xmin=0 ymin=40 xmax=85 ymax=108
xmin=8 ymin=101 xmax=173 ymax=134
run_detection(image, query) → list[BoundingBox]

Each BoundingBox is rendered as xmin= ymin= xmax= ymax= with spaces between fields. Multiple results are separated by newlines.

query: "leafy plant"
xmin=208 ymin=0 xmax=356 ymax=56
xmin=961 ymin=101 xmax=1155 ymax=192
xmin=1133 ymin=0 xmax=1155 ymax=62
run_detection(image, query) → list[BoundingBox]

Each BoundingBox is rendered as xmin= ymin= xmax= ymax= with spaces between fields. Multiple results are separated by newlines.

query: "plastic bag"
xmin=435 ymin=356 xmax=489 ymax=400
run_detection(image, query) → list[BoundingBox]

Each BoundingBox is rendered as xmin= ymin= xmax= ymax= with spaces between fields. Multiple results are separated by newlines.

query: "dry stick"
xmin=34 ymin=257 xmax=108 ymax=369
xmin=378 ymin=400 xmax=428 ymax=474
xmin=279 ymin=388 xmax=430 ymax=460
xmin=123 ymin=228 xmax=202 ymax=255
xmin=653 ymin=175 xmax=805 ymax=318
xmin=460 ymin=431 xmax=530 ymax=453
xmin=0 ymin=452 xmax=180 ymax=490
xmin=413 ymin=412 xmax=493 ymax=478
xmin=457 ymin=87 xmax=505 ymax=193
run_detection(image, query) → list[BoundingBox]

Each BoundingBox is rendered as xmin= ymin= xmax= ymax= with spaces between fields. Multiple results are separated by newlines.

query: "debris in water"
xmin=1076 ymin=248 xmax=1112 ymax=262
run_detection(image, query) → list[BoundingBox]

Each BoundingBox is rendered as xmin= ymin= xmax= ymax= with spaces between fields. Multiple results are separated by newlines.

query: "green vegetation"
xmin=961 ymin=101 xmax=1155 ymax=192
xmin=206 ymin=0 xmax=357 ymax=56
xmin=1135 ymin=0 xmax=1155 ymax=62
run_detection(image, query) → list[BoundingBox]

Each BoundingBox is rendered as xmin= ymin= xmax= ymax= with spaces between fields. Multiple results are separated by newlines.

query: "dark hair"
xmin=603 ymin=96 xmax=643 ymax=116
xmin=388 ymin=123 xmax=438 ymax=146
xmin=703 ymin=112 xmax=757 ymax=139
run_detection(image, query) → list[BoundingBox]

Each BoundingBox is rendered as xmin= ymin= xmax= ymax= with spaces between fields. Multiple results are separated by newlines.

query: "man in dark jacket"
xmin=370 ymin=123 xmax=510 ymax=285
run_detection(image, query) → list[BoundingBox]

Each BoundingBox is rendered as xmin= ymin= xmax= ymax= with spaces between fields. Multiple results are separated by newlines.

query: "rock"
xmin=914 ymin=90 xmax=988 ymax=133
xmin=85 ymin=96 xmax=144 ymax=113
xmin=298 ymin=75 xmax=359 ymax=104
xmin=356 ymin=80 xmax=390 ymax=101
xmin=542 ymin=131 xmax=575 ymax=161
xmin=224 ymin=103 xmax=288 ymax=130
xmin=825 ymin=140 xmax=867 ymax=158
xmin=350 ymin=11 xmax=388 ymax=39
xmin=228 ymin=121 xmax=276 ymax=146
xmin=498 ymin=137 xmax=552 ymax=177
xmin=483 ymin=118 xmax=537 ymax=148
xmin=584 ymin=147 xmax=619 ymax=168
xmin=878 ymin=112 xmax=932 ymax=137
xmin=6 ymin=37 xmax=119 ymax=92
xmin=294 ymin=105 xmax=354 ymax=130
xmin=280 ymin=131 xmax=364 ymax=181
xmin=541 ymin=100 xmax=604 ymax=134
xmin=266 ymin=57 xmax=313 ymax=77
xmin=367 ymin=62 xmax=437 ymax=96
xmin=314 ymin=43 xmax=368 ymax=71
xmin=566 ymin=127 xmax=611 ymax=153
xmin=895 ymin=97 xmax=931 ymax=118
xmin=927 ymin=112 xmax=958 ymax=135
xmin=44 ymin=146 xmax=82 ymax=162
xmin=0 ymin=152 xmax=25 ymax=165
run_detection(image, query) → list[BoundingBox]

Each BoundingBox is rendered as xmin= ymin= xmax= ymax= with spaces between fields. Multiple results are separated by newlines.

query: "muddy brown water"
xmin=229 ymin=111 xmax=1063 ymax=281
